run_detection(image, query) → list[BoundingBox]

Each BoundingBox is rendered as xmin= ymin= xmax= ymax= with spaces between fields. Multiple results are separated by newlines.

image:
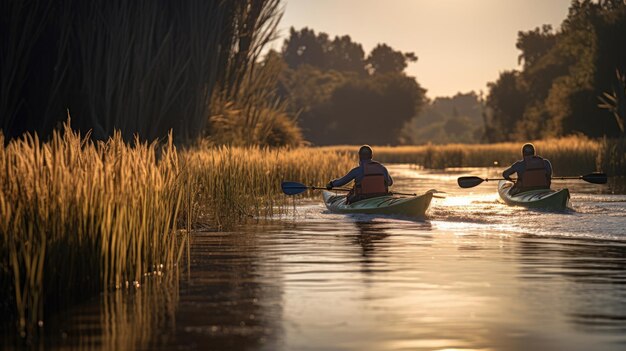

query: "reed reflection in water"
xmin=1 ymin=276 xmax=179 ymax=350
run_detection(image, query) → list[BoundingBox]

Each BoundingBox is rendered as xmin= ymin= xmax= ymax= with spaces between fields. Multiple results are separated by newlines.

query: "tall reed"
xmin=0 ymin=0 xmax=283 ymax=142
xmin=209 ymin=53 xmax=304 ymax=147
xmin=598 ymin=138 xmax=626 ymax=176
xmin=183 ymin=146 xmax=353 ymax=228
xmin=0 ymin=122 xmax=186 ymax=337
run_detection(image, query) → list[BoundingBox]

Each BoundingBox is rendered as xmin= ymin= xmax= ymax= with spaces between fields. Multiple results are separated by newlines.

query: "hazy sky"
xmin=274 ymin=0 xmax=572 ymax=98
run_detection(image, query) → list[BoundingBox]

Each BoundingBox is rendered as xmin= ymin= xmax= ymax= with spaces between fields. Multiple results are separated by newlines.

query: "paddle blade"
xmin=457 ymin=176 xmax=486 ymax=188
xmin=281 ymin=181 xmax=309 ymax=195
xmin=581 ymin=172 xmax=608 ymax=184
xmin=426 ymin=189 xmax=447 ymax=198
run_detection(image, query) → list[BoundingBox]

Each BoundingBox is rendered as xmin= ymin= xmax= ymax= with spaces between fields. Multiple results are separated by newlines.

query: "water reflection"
xmin=607 ymin=176 xmax=626 ymax=194
xmin=349 ymin=219 xmax=433 ymax=271
xmin=15 ymin=277 xmax=180 ymax=351
xmin=153 ymin=228 xmax=284 ymax=350
xmin=352 ymin=221 xmax=390 ymax=259
xmin=3 ymin=228 xmax=285 ymax=351
xmin=516 ymin=235 xmax=626 ymax=334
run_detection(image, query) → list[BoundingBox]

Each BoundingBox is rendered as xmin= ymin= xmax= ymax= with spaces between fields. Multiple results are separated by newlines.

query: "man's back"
xmin=503 ymin=155 xmax=552 ymax=193
xmin=326 ymin=145 xmax=394 ymax=203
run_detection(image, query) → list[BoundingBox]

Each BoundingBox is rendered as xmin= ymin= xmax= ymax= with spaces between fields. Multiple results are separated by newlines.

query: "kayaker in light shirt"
xmin=502 ymin=143 xmax=553 ymax=195
xmin=326 ymin=145 xmax=393 ymax=204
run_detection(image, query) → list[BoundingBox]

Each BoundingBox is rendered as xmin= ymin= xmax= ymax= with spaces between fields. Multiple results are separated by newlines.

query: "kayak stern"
xmin=497 ymin=180 xmax=571 ymax=210
xmin=322 ymin=190 xmax=433 ymax=218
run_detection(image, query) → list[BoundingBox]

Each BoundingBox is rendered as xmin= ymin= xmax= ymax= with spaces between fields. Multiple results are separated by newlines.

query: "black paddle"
xmin=457 ymin=172 xmax=608 ymax=189
xmin=281 ymin=181 xmax=445 ymax=198
xmin=281 ymin=181 xmax=350 ymax=195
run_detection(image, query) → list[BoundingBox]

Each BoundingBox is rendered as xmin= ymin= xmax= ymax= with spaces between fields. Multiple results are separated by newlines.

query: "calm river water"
xmin=5 ymin=165 xmax=626 ymax=350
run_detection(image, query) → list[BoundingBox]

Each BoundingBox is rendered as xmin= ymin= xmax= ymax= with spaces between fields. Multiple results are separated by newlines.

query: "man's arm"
xmin=502 ymin=161 xmax=521 ymax=180
xmin=544 ymin=160 xmax=553 ymax=178
xmin=329 ymin=167 xmax=359 ymax=187
xmin=383 ymin=167 xmax=393 ymax=186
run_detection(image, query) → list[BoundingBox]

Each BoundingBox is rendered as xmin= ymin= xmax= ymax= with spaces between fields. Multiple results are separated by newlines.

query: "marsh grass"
xmin=183 ymin=145 xmax=353 ymax=228
xmin=0 ymin=122 xmax=186 ymax=337
xmin=1 ymin=0 xmax=284 ymax=142
xmin=0 ymin=123 xmax=353 ymax=337
xmin=323 ymin=136 xmax=611 ymax=175
xmin=209 ymin=55 xmax=304 ymax=147
xmin=598 ymin=138 xmax=626 ymax=176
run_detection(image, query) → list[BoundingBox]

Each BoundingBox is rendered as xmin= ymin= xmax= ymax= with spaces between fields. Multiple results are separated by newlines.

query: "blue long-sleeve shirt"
xmin=330 ymin=160 xmax=393 ymax=187
xmin=502 ymin=158 xmax=552 ymax=180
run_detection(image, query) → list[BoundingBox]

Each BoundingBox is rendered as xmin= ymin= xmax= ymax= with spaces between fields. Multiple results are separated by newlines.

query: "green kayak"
xmin=322 ymin=190 xmax=433 ymax=218
xmin=497 ymin=180 xmax=570 ymax=209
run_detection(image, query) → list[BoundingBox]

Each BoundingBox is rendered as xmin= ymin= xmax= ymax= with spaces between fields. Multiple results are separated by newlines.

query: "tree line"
xmin=405 ymin=92 xmax=484 ymax=144
xmin=483 ymin=0 xmax=626 ymax=142
xmin=273 ymin=27 xmax=427 ymax=145
xmin=277 ymin=0 xmax=626 ymax=146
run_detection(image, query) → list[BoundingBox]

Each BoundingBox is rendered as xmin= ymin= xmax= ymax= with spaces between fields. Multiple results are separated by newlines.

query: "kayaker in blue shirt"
xmin=502 ymin=143 xmax=552 ymax=195
xmin=326 ymin=145 xmax=393 ymax=203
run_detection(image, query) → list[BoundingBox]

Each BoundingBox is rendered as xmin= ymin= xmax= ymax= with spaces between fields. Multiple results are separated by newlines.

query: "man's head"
xmin=522 ymin=143 xmax=535 ymax=157
xmin=359 ymin=145 xmax=373 ymax=161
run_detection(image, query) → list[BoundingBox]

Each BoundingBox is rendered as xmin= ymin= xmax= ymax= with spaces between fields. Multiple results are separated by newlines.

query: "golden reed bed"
xmin=0 ymin=123 xmax=353 ymax=336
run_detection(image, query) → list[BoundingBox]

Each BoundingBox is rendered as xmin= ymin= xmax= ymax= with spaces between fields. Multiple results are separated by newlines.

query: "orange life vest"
xmin=353 ymin=161 xmax=388 ymax=197
xmin=519 ymin=156 xmax=550 ymax=189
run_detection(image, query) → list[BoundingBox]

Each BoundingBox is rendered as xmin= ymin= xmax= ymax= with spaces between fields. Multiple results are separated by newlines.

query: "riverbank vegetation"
xmin=0 ymin=124 xmax=185 ymax=337
xmin=324 ymin=136 xmax=624 ymax=176
xmin=0 ymin=0 xmax=303 ymax=147
xmin=0 ymin=0 xmax=305 ymax=338
xmin=184 ymin=142 xmax=353 ymax=228
xmin=403 ymin=92 xmax=485 ymax=144
xmin=0 ymin=122 xmax=353 ymax=338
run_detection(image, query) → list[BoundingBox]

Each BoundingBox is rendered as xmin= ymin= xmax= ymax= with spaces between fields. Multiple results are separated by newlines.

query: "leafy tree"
xmin=281 ymin=27 xmax=366 ymax=74
xmin=484 ymin=0 xmax=626 ymax=141
xmin=516 ymin=25 xmax=557 ymax=69
xmin=322 ymin=73 xmax=425 ymax=145
xmin=366 ymin=44 xmax=417 ymax=75
xmin=327 ymin=35 xmax=366 ymax=75
xmin=282 ymin=27 xmax=330 ymax=69
xmin=281 ymin=28 xmax=417 ymax=76
xmin=278 ymin=28 xmax=426 ymax=145
xmin=484 ymin=71 xmax=528 ymax=141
